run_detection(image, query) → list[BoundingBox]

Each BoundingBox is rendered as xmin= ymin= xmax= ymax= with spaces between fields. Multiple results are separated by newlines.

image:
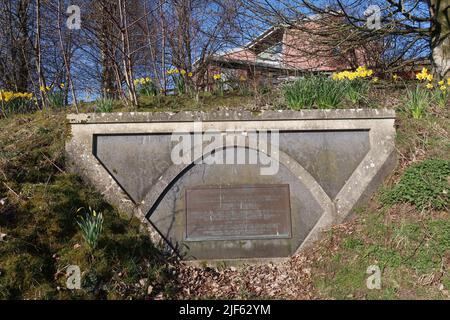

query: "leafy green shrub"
xmin=77 ymin=207 xmax=104 ymax=251
xmin=95 ymin=98 xmax=114 ymax=113
xmin=382 ymin=158 xmax=450 ymax=210
xmin=404 ymin=85 xmax=430 ymax=119
xmin=283 ymin=76 xmax=346 ymax=109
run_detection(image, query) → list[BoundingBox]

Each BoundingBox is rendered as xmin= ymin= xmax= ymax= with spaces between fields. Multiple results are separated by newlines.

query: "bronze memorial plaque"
xmin=185 ymin=185 xmax=292 ymax=241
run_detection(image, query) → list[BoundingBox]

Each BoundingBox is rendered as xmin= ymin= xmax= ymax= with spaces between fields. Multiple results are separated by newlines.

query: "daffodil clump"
xmin=416 ymin=67 xmax=450 ymax=91
xmin=332 ymin=66 xmax=374 ymax=81
xmin=416 ymin=68 xmax=434 ymax=82
xmin=133 ymin=76 xmax=158 ymax=97
xmin=166 ymin=68 xmax=194 ymax=95
xmin=40 ymin=84 xmax=66 ymax=108
xmin=415 ymin=68 xmax=449 ymax=108
xmin=0 ymin=90 xmax=33 ymax=102
xmin=212 ymin=73 xmax=225 ymax=96
xmin=133 ymin=77 xmax=152 ymax=86
xmin=331 ymin=66 xmax=373 ymax=104
xmin=0 ymin=90 xmax=35 ymax=117
xmin=166 ymin=68 xmax=193 ymax=77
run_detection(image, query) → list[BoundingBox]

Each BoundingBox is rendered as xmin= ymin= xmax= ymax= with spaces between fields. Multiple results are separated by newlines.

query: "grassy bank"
xmin=0 ymin=111 xmax=178 ymax=299
xmin=0 ymin=83 xmax=449 ymax=299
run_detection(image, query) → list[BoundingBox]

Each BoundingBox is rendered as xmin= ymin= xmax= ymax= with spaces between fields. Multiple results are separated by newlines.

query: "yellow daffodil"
xmin=60 ymin=83 xmax=65 ymax=88
xmin=440 ymin=85 xmax=447 ymax=91
xmin=213 ymin=74 xmax=222 ymax=80
xmin=416 ymin=68 xmax=429 ymax=81
xmin=180 ymin=70 xmax=186 ymax=75
xmin=332 ymin=66 xmax=374 ymax=81
xmin=0 ymin=90 xmax=33 ymax=102
xmin=438 ymin=80 xmax=445 ymax=86
xmin=39 ymin=85 xmax=51 ymax=92
xmin=426 ymin=74 xmax=433 ymax=82
xmin=392 ymin=74 xmax=399 ymax=81
xmin=188 ymin=72 xmax=193 ymax=77
xmin=167 ymin=68 xmax=180 ymax=76
xmin=426 ymin=83 xmax=434 ymax=89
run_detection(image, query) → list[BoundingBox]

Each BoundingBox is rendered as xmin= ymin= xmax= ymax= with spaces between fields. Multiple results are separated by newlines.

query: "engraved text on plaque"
xmin=185 ymin=185 xmax=292 ymax=241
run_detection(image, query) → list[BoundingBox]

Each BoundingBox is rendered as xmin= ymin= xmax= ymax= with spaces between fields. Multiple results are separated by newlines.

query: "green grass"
xmin=312 ymin=111 xmax=449 ymax=300
xmin=313 ymin=208 xmax=449 ymax=299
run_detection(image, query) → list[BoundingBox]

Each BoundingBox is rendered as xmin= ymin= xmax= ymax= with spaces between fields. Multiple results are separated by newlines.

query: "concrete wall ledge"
xmin=67 ymin=108 xmax=396 ymax=124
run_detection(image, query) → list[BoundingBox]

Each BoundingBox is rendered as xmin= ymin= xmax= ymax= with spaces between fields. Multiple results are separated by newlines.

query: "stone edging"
xmin=68 ymin=108 xmax=396 ymax=124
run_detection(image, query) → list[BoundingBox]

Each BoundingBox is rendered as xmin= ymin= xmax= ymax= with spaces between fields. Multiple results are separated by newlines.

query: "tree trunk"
xmin=118 ymin=0 xmax=138 ymax=107
xmin=35 ymin=0 xmax=47 ymax=108
xmin=57 ymin=0 xmax=78 ymax=112
xmin=16 ymin=0 xmax=30 ymax=93
xmin=430 ymin=0 xmax=450 ymax=79
xmin=100 ymin=2 xmax=116 ymax=99
xmin=159 ymin=0 xmax=167 ymax=94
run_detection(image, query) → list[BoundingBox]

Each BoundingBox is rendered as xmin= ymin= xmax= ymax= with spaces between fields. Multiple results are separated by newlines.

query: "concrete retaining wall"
xmin=66 ymin=109 xmax=397 ymax=262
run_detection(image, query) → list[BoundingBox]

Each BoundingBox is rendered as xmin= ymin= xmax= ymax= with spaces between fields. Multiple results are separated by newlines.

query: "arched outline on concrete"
xmin=139 ymin=141 xmax=336 ymax=256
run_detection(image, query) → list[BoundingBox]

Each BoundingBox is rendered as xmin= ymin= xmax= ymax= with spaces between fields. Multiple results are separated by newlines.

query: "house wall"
xmin=221 ymin=49 xmax=256 ymax=63
xmin=282 ymin=23 xmax=350 ymax=72
xmin=202 ymin=21 xmax=384 ymax=89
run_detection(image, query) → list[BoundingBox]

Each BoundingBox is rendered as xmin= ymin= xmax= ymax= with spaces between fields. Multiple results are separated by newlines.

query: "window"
xmin=257 ymin=43 xmax=283 ymax=63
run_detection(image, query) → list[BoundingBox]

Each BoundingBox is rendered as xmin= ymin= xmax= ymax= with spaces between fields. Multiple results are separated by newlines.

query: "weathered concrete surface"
xmin=66 ymin=109 xmax=397 ymax=261
xmin=68 ymin=109 xmax=395 ymax=124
